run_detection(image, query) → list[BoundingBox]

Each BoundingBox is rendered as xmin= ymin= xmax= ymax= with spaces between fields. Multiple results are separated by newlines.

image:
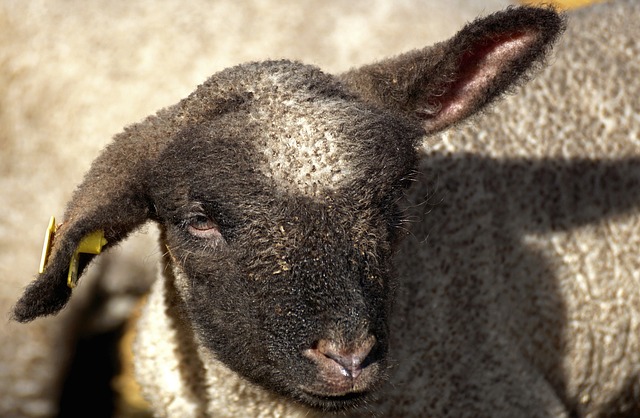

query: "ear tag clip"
xmin=38 ymin=215 xmax=108 ymax=289
xmin=67 ymin=229 xmax=108 ymax=289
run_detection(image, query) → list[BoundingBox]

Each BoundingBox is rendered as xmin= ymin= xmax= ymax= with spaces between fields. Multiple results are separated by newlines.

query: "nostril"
xmin=312 ymin=335 xmax=377 ymax=379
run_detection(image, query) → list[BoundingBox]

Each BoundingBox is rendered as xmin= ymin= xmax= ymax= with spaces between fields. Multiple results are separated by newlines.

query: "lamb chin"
xmin=294 ymin=365 xmax=386 ymax=411
xmin=296 ymin=388 xmax=373 ymax=411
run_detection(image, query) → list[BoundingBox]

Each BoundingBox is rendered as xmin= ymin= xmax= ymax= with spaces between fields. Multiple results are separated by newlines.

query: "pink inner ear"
xmin=421 ymin=31 xmax=536 ymax=134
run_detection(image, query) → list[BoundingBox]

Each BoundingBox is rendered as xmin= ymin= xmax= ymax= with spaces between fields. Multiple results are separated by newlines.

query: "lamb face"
xmin=148 ymin=61 xmax=422 ymax=408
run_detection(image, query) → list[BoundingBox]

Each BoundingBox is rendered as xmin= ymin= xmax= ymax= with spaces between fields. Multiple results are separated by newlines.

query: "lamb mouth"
xmin=298 ymin=388 xmax=371 ymax=410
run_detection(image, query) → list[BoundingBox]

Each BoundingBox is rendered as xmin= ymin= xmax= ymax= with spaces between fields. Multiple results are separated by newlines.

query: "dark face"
xmin=149 ymin=61 xmax=423 ymax=410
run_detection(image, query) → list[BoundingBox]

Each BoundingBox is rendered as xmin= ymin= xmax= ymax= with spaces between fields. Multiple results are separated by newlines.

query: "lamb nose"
xmin=315 ymin=336 xmax=377 ymax=379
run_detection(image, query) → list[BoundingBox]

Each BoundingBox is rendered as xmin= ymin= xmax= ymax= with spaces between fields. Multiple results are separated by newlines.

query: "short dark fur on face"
xmin=12 ymin=5 xmax=565 ymax=412
xmin=149 ymin=73 xmax=423 ymax=407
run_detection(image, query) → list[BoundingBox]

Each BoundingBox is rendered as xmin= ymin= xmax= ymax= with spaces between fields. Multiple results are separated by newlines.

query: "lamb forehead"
xmin=247 ymin=66 xmax=368 ymax=197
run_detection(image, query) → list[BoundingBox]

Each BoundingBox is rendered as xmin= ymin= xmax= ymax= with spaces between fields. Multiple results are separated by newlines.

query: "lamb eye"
xmin=187 ymin=215 xmax=221 ymax=239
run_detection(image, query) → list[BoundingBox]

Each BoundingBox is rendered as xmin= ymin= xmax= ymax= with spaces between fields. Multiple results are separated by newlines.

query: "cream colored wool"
xmin=396 ymin=1 xmax=640 ymax=416
xmin=0 ymin=1 xmax=513 ymax=417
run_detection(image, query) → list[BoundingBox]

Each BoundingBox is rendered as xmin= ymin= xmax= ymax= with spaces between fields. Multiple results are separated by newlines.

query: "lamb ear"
xmin=12 ymin=129 xmax=159 ymax=323
xmin=340 ymin=6 xmax=565 ymax=134
xmin=12 ymin=85 xmax=250 ymax=323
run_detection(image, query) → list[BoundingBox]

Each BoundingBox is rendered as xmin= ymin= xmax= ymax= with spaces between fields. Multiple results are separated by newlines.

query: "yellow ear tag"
xmin=39 ymin=216 xmax=57 ymax=274
xmin=67 ymin=230 xmax=108 ymax=289
xmin=38 ymin=216 xmax=108 ymax=288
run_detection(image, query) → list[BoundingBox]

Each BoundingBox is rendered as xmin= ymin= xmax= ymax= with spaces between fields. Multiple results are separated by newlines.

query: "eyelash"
xmin=184 ymin=214 xmax=223 ymax=239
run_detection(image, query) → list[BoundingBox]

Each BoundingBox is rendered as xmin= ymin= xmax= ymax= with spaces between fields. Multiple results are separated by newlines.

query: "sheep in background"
xmin=11 ymin=4 xmax=575 ymax=418
xmin=396 ymin=1 xmax=640 ymax=416
xmin=0 ymin=1 xmax=515 ymax=417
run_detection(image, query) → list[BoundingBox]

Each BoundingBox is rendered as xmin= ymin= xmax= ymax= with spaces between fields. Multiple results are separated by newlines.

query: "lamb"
xmin=0 ymin=1 xmax=512 ymax=416
xmin=8 ymin=1 xmax=640 ymax=418
xmin=11 ymin=4 xmax=565 ymax=417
